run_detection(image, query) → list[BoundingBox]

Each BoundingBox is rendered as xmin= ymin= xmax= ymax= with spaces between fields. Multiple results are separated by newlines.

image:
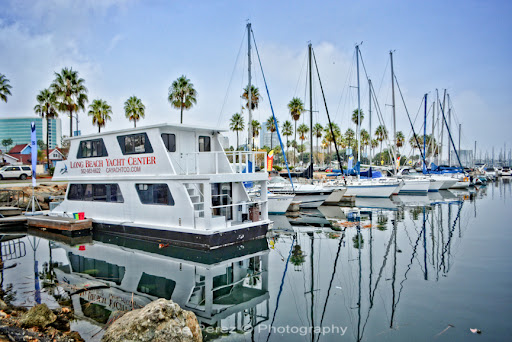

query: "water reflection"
xmin=267 ymin=187 xmax=480 ymax=341
xmin=1 ymin=181 xmax=511 ymax=341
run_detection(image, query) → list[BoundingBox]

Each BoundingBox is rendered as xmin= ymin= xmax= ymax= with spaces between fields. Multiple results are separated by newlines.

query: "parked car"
xmin=0 ymin=165 xmax=32 ymax=180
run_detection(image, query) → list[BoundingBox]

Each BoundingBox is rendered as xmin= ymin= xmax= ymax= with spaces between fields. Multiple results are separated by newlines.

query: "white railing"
xmin=171 ymin=151 xmax=267 ymax=175
xmin=225 ymin=151 xmax=267 ymax=174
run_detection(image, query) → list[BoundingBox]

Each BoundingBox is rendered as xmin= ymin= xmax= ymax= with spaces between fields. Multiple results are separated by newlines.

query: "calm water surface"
xmin=2 ymin=180 xmax=512 ymax=341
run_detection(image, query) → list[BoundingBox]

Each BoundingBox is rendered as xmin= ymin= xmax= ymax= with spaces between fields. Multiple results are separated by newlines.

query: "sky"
xmin=0 ymin=0 xmax=511 ymax=159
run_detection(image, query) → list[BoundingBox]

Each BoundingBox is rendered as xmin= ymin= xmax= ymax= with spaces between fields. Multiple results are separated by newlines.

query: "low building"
xmin=5 ymin=144 xmax=33 ymax=165
xmin=48 ymin=148 xmax=65 ymax=167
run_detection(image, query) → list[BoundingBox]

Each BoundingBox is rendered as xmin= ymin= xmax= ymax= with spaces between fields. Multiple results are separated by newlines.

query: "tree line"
xmin=0 ymin=71 xmax=198 ymax=169
xmin=228 ymin=92 xmax=427 ymax=166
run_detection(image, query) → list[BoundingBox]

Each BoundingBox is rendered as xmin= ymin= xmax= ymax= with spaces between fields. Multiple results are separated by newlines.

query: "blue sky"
xmin=0 ymin=0 xmax=510 ymax=158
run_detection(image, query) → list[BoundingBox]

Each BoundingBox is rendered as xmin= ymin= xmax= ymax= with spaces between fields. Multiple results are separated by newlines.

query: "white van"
xmin=0 ymin=165 xmax=32 ymax=180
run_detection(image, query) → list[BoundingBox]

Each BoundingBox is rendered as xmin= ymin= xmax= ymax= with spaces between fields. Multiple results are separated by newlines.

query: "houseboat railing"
xmin=171 ymin=151 xmax=267 ymax=175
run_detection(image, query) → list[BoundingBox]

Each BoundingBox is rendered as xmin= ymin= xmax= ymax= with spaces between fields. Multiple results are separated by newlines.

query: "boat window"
xmin=79 ymin=298 xmax=111 ymax=324
xmin=77 ymin=139 xmax=108 ymax=159
xmin=67 ymin=184 xmax=124 ymax=203
xmin=199 ymin=136 xmax=211 ymax=152
xmin=92 ymin=184 xmax=107 ymax=202
xmin=135 ymin=183 xmax=175 ymax=205
xmin=68 ymin=253 xmax=125 ymax=285
xmin=117 ymin=133 xmax=153 ymax=155
xmin=137 ymin=272 xmax=176 ymax=299
xmin=161 ymin=133 xmax=176 ymax=152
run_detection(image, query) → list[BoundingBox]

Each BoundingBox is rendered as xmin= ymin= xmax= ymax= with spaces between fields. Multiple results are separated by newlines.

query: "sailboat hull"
xmin=344 ymin=183 xmax=398 ymax=198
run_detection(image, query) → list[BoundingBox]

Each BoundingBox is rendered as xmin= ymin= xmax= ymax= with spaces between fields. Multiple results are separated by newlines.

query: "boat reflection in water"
xmin=52 ymin=232 xmax=269 ymax=338
xmin=265 ymin=187 xmax=474 ymax=341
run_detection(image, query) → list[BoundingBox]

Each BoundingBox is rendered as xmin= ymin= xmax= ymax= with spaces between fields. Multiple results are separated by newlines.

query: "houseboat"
xmin=51 ymin=123 xmax=270 ymax=249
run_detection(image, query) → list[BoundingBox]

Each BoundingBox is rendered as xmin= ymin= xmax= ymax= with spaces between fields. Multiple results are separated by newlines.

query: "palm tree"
xmin=242 ymin=85 xmax=261 ymax=110
xmin=229 ymin=113 xmax=245 ymax=150
xmin=396 ymin=131 xmax=405 ymax=154
xmin=281 ymin=120 xmax=293 ymax=163
xmin=409 ymin=136 xmax=417 ymax=155
xmin=288 ymin=97 xmax=304 ymax=153
xmin=265 ymin=115 xmax=278 ymax=150
xmin=361 ymin=129 xmax=370 ymax=160
xmin=324 ymin=122 xmax=340 ymax=156
xmin=351 ymin=109 xmax=364 ymax=127
xmin=345 ymin=128 xmax=355 ymax=149
xmin=51 ymin=67 xmax=88 ymax=137
xmin=0 ymin=74 xmax=12 ymax=103
xmin=297 ymin=123 xmax=309 ymax=164
xmin=88 ymin=99 xmax=112 ymax=133
xmin=124 ymin=96 xmax=145 ymax=128
xmin=371 ymin=139 xmax=379 ymax=157
xmin=375 ymin=125 xmax=388 ymax=156
xmin=250 ymin=120 xmax=261 ymax=150
xmin=168 ymin=75 xmax=197 ymax=124
xmin=313 ymin=123 xmax=323 ymax=164
xmin=34 ymin=88 xmax=58 ymax=170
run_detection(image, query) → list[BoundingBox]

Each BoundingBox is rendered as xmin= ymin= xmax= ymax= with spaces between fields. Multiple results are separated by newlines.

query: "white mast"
xmin=247 ymin=22 xmax=253 ymax=150
xmin=356 ymin=44 xmax=361 ymax=176
xmin=390 ymin=51 xmax=397 ymax=173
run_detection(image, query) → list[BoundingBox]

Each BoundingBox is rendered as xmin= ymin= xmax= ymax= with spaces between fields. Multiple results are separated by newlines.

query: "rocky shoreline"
xmin=0 ymin=183 xmax=67 ymax=210
xmin=0 ymin=299 xmax=84 ymax=342
xmin=0 ymin=293 xmax=202 ymax=342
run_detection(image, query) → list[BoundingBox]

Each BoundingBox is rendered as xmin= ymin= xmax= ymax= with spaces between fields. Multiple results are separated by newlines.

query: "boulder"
xmin=20 ymin=303 xmax=57 ymax=328
xmin=101 ymin=299 xmax=202 ymax=342
xmin=0 ymin=299 xmax=8 ymax=311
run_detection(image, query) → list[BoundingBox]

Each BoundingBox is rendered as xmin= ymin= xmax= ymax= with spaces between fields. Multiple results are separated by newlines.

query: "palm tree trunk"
xmin=134 ymin=120 xmax=136 ymax=128
xmin=180 ymin=105 xmax=184 ymax=124
xmin=99 ymin=126 xmax=101 ymax=133
xmin=46 ymin=115 xmax=50 ymax=171
xmin=294 ymin=121 xmax=297 ymax=165
xmin=236 ymin=132 xmax=239 ymax=150
xmin=270 ymin=132 xmax=273 ymax=150
xmin=69 ymin=109 xmax=73 ymax=137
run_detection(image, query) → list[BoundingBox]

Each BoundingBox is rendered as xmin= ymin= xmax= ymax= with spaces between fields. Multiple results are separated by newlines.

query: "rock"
xmin=101 ymin=299 xmax=202 ymax=342
xmin=20 ymin=304 xmax=57 ymax=328
xmin=0 ymin=299 xmax=8 ymax=311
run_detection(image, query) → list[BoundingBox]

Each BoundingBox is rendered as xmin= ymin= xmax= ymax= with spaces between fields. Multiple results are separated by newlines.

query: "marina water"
xmin=2 ymin=180 xmax=511 ymax=341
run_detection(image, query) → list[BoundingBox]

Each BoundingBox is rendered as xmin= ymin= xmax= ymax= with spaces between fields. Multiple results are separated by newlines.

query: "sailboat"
xmin=335 ymin=45 xmax=400 ymax=198
xmin=267 ymin=42 xmax=346 ymax=207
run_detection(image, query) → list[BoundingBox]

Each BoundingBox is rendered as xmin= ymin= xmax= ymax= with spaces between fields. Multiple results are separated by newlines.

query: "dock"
xmin=0 ymin=214 xmax=92 ymax=232
xmin=0 ymin=207 xmax=23 ymax=217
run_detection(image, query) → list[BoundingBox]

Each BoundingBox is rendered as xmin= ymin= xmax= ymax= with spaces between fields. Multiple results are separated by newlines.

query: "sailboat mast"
xmin=356 ymin=44 xmax=361 ymax=170
xmin=423 ymin=94 xmax=427 ymax=172
xmin=369 ymin=78 xmax=373 ymax=176
xmin=247 ymin=22 xmax=253 ymax=150
xmin=431 ymin=101 xmax=435 ymax=163
xmin=390 ymin=51 xmax=397 ymax=173
xmin=447 ymin=93 xmax=451 ymax=166
xmin=440 ymin=89 xmax=446 ymax=164
xmin=458 ymin=124 xmax=461 ymax=163
xmin=309 ymin=43 xmax=314 ymax=171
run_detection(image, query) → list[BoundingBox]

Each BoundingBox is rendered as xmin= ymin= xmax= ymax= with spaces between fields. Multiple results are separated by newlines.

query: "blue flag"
xmin=31 ymin=122 xmax=37 ymax=187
